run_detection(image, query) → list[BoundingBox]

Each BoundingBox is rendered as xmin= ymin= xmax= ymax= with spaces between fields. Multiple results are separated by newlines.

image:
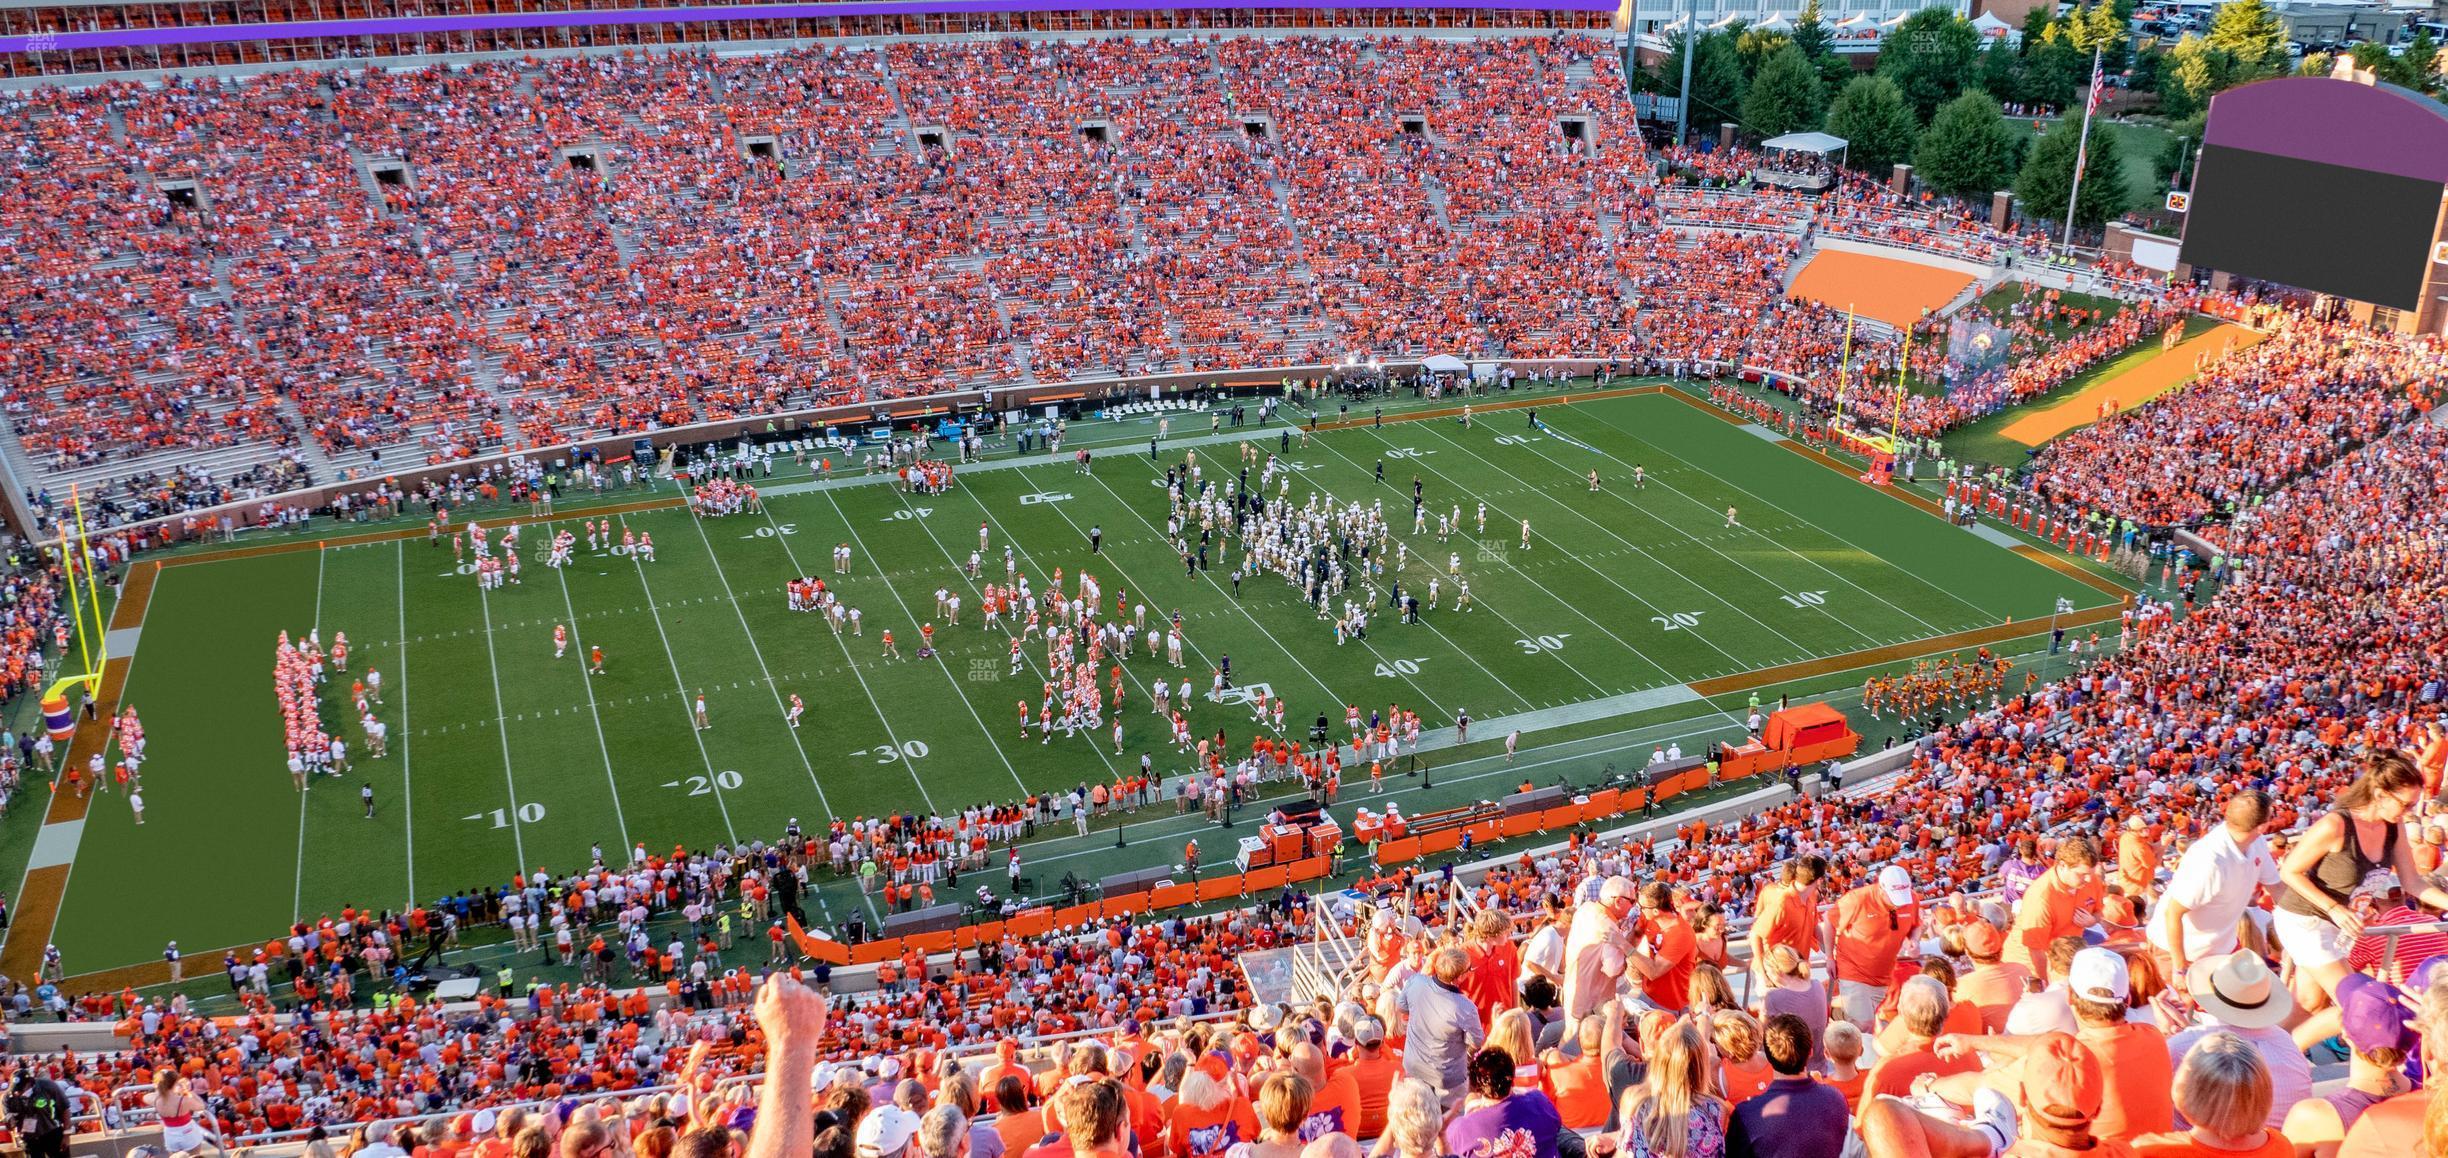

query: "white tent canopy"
xmin=1760 ymin=130 xmax=1850 ymax=155
xmin=1422 ymin=354 xmax=1470 ymax=373
xmin=1754 ymin=13 xmax=1795 ymax=30
xmin=1971 ymin=11 xmax=2013 ymax=29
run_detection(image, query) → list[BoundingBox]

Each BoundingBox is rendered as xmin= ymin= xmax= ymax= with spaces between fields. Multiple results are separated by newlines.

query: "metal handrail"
xmin=2359 ymin=920 xmax=2448 ymax=983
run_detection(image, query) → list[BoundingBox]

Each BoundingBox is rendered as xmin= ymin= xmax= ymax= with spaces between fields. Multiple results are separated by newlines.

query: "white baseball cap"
xmin=2068 ymin=947 xmax=2131 ymax=1005
xmin=855 ymin=1106 xmax=921 ymax=1158
xmin=1877 ymin=865 xmax=1913 ymax=906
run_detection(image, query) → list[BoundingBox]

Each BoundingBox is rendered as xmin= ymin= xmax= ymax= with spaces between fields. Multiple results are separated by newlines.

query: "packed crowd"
xmin=0 ymin=36 xmax=2051 ymax=526
xmin=19 ymin=29 xmax=2448 ymax=1158
xmin=6 ymin=402 xmax=2447 ymax=1158
xmin=2028 ymin=317 xmax=2446 ymax=526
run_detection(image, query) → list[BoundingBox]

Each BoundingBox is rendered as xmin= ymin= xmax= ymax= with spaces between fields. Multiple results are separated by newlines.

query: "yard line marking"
xmin=472 ymin=578 xmax=533 ymax=871
xmin=943 ymin=487 xmax=1166 ymax=727
xmin=613 ymin=514 xmax=742 ymax=844
xmin=675 ymin=497 xmax=845 ymax=819
xmin=1406 ymin=421 xmax=1798 ymax=668
xmin=1063 ymin=463 xmax=1400 ymax=715
xmin=295 ymin=542 xmax=327 ymax=924
xmin=1349 ymin=426 xmax=1739 ymax=707
xmin=814 ymin=487 xmax=1012 ymax=800
xmin=549 ymin=553 xmax=633 ymax=856
xmin=883 ymin=486 xmax=1124 ymax=780
xmin=1560 ymin=402 xmax=1988 ymax=628
xmin=1289 ymin=443 xmax=1587 ymax=710
xmin=1533 ymin=408 xmax=1954 ymax=633
xmin=1428 ymin=418 xmax=1874 ymax=651
xmin=396 ymin=542 xmax=416 ymax=909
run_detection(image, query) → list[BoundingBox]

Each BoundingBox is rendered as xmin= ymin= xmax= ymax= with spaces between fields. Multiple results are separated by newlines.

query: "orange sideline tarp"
xmin=957 ymin=921 xmax=1002 ymax=948
xmin=1006 ymin=908 xmax=1054 ymax=938
xmin=1763 ymin=703 xmax=1850 ymax=750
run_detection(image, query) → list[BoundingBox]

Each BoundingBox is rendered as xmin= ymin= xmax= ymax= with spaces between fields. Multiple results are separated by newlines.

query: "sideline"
xmin=0 ymin=560 xmax=160 ymax=982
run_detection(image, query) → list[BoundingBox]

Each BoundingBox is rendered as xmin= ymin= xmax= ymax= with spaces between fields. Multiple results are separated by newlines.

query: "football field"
xmin=34 ymin=388 xmax=2120 ymax=972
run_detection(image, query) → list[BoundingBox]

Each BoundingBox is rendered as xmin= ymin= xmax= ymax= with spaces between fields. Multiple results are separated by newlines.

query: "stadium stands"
xmin=17 ymin=407 xmax=2448 ymax=1158
xmin=15 ymin=28 xmax=2448 ymax=1158
xmin=0 ymin=35 xmax=2059 ymax=535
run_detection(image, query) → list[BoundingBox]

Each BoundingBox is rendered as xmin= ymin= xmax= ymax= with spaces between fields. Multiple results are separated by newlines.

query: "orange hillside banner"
xmin=1996 ymin=323 xmax=2267 ymax=447
xmin=1787 ymin=250 xmax=1975 ymax=329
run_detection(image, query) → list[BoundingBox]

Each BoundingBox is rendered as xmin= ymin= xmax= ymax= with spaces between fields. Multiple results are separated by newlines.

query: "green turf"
xmin=47 ymin=391 xmax=2113 ymax=971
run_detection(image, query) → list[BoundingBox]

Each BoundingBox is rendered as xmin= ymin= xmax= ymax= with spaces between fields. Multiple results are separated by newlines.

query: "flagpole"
xmin=2060 ymin=43 xmax=2104 ymax=253
xmin=1832 ymin=304 xmax=1857 ymax=432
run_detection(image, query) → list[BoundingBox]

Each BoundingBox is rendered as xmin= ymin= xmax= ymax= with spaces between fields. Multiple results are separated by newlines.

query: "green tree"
xmin=2077 ymin=1 xmax=2130 ymax=69
xmin=1980 ymin=36 xmax=2023 ymax=101
xmin=1790 ymin=0 xmax=1857 ymax=92
xmin=2153 ymin=111 xmax=2205 ymax=189
xmin=2023 ymin=31 xmax=2084 ymax=109
xmin=2155 ymin=34 xmax=2234 ymax=118
xmin=2021 ymin=5 xmax=2055 ymax=49
xmin=1825 ymin=74 xmax=1920 ymax=172
xmin=1660 ymin=28 xmax=1749 ymax=140
xmin=2015 ymin=112 xmax=2131 ymax=230
xmin=2126 ymin=44 xmax=2161 ymax=95
xmin=1877 ymin=8 xmax=1985 ymax=121
xmin=2403 ymin=29 xmax=2440 ymax=92
xmin=2349 ymin=41 xmax=2416 ymax=86
xmin=1914 ymin=91 xmax=2020 ymax=195
xmin=2297 ymin=50 xmax=2333 ymax=76
xmin=2204 ymin=0 xmax=2287 ymax=76
xmin=1736 ymin=25 xmax=1793 ymax=81
xmin=1743 ymin=43 xmax=1830 ymax=138
xmin=1792 ymin=0 xmax=1834 ymax=59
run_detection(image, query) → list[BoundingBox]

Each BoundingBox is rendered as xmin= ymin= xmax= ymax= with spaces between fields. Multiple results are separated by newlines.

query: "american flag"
xmin=2071 ymin=48 xmax=2103 ymax=184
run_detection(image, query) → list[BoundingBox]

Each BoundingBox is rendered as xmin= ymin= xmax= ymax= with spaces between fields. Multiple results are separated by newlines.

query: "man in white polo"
xmin=2151 ymin=789 xmax=2278 ymax=982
